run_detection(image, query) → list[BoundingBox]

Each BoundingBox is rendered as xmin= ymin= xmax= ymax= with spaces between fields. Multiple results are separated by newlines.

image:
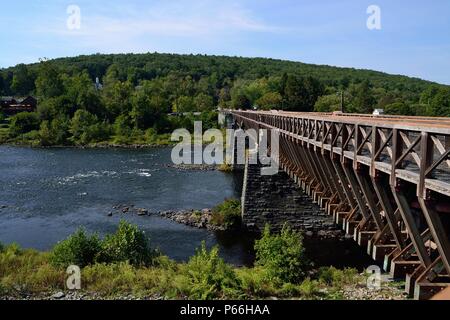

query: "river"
xmin=0 ymin=146 xmax=255 ymax=266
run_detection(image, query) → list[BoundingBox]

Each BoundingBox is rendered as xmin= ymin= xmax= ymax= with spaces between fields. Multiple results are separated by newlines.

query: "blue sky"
xmin=1 ymin=0 xmax=449 ymax=84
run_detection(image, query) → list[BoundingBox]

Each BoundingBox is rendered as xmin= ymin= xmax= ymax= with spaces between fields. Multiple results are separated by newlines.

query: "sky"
xmin=1 ymin=0 xmax=449 ymax=84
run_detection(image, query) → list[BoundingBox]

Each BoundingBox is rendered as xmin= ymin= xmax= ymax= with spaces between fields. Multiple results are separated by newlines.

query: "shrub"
xmin=0 ymin=245 xmax=63 ymax=294
xmin=0 ymin=242 xmax=4 ymax=253
xmin=99 ymin=220 xmax=158 ymax=266
xmin=317 ymin=266 xmax=359 ymax=287
xmin=298 ymin=278 xmax=320 ymax=298
xmin=82 ymin=262 xmax=138 ymax=296
xmin=50 ymin=228 xmax=102 ymax=268
xmin=211 ymin=199 xmax=241 ymax=229
xmin=39 ymin=116 xmax=71 ymax=146
xmin=9 ymin=112 xmax=40 ymax=137
xmin=218 ymin=163 xmax=233 ymax=172
xmin=182 ymin=242 xmax=241 ymax=299
xmin=254 ymin=224 xmax=308 ymax=284
xmin=279 ymin=282 xmax=303 ymax=297
xmin=70 ymin=110 xmax=111 ymax=145
xmin=236 ymin=267 xmax=277 ymax=298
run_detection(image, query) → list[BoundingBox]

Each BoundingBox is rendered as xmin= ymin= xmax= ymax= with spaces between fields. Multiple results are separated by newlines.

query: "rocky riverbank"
xmin=107 ymin=204 xmax=227 ymax=231
xmin=165 ymin=163 xmax=218 ymax=171
xmin=0 ymin=291 xmax=165 ymax=301
xmin=1 ymin=281 xmax=408 ymax=300
xmin=340 ymin=283 xmax=408 ymax=300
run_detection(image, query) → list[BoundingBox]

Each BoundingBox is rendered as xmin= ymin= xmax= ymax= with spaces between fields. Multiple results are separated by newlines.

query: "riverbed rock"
xmin=51 ymin=292 xmax=65 ymax=299
xmin=137 ymin=208 xmax=148 ymax=216
xmin=167 ymin=164 xmax=218 ymax=171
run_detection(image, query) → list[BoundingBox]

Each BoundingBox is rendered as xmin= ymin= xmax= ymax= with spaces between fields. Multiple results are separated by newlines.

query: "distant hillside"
xmin=0 ymin=52 xmax=444 ymax=97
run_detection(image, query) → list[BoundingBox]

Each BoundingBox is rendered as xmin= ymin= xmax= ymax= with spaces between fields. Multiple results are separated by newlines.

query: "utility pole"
xmin=337 ymin=91 xmax=345 ymax=113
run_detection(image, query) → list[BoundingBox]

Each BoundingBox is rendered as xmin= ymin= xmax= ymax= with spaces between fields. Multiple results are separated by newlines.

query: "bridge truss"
xmin=230 ymin=110 xmax=450 ymax=299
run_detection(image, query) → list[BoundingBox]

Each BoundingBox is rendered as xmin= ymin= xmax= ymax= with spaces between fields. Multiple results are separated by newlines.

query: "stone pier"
xmin=241 ymin=155 xmax=336 ymax=234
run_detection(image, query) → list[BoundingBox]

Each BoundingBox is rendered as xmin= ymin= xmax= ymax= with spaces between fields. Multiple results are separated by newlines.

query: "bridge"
xmin=226 ymin=110 xmax=450 ymax=300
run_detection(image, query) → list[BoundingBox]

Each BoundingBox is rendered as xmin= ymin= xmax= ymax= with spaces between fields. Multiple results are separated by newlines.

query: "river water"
xmin=0 ymin=146 xmax=255 ymax=266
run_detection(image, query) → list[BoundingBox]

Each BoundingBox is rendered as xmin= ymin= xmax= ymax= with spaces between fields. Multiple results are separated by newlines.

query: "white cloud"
xmin=33 ymin=1 xmax=285 ymax=51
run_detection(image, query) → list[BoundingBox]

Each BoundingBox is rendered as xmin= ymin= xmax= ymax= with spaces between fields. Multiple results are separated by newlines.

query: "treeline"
xmin=0 ymin=53 xmax=449 ymax=145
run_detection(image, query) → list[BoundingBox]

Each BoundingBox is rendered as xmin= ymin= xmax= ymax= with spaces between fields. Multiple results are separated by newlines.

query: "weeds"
xmin=0 ymin=223 xmax=364 ymax=300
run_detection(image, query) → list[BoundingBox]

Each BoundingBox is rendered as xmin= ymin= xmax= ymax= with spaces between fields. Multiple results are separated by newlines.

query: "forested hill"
xmin=1 ymin=52 xmax=450 ymax=146
xmin=1 ymin=52 xmax=443 ymax=96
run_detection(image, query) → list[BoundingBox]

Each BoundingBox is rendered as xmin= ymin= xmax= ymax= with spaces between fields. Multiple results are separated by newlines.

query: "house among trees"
xmin=0 ymin=96 xmax=37 ymax=115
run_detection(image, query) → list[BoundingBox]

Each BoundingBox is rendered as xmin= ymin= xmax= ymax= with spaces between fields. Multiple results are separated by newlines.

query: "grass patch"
xmin=0 ymin=224 xmax=367 ymax=300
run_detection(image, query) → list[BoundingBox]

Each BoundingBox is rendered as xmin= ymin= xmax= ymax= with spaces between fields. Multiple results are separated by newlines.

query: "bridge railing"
xmin=230 ymin=110 xmax=450 ymax=198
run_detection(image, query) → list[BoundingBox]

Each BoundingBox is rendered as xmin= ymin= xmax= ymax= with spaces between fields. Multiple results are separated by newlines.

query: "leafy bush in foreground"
xmin=182 ymin=242 xmax=241 ymax=300
xmin=99 ymin=221 xmax=159 ymax=266
xmin=50 ymin=221 xmax=158 ymax=268
xmin=254 ymin=224 xmax=308 ymax=284
xmin=50 ymin=229 xmax=102 ymax=268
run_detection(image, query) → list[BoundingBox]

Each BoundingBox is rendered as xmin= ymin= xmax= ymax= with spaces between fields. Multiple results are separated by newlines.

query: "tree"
xmin=113 ymin=114 xmax=133 ymax=138
xmin=38 ymin=120 xmax=52 ymax=146
xmin=233 ymin=94 xmax=251 ymax=110
xmin=218 ymin=87 xmax=231 ymax=108
xmin=353 ymin=80 xmax=376 ymax=113
xmin=173 ymin=95 xmax=195 ymax=113
xmin=256 ymin=92 xmax=282 ymax=110
xmin=63 ymin=71 xmax=104 ymax=116
xmin=244 ymin=79 xmax=269 ymax=104
xmin=103 ymin=64 xmax=121 ymax=87
xmin=70 ymin=109 xmax=109 ymax=144
xmin=282 ymin=75 xmax=324 ymax=111
xmin=39 ymin=116 xmax=70 ymax=146
xmin=9 ymin=112 xmax=41 ymax=137
xmin=37 ymin=96 xmax=72 ymax=120
xmin=103 ymin=80 xmax=133 ymax=119
xmin=430 ymin=88 xmax=450 ymax=116
xmin=131 ymin=88 xmax=166 ymax=129
xmin=314 ymin=94 xmax=341 ymax=112
xmin=194 ymin=93 xmax=214 ymax=112
xmin=10 ymin=64 xmax=35 ymax=95
xmin=384 ymin=102 xmax=412 ymax=115
xmin=35 ymin=60 xmax=63 ymax=99
xmin=0 ymin=73 xmax=5 ymax=95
